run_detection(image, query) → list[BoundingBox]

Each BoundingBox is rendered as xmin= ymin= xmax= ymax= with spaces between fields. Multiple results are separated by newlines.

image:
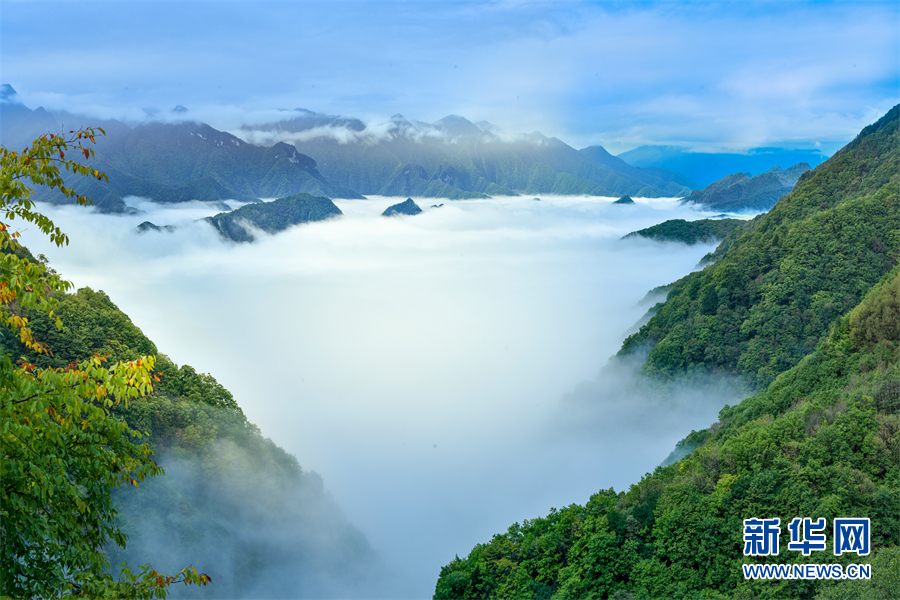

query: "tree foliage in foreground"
xmin=0 ymin=131 xmax=209 ymax=597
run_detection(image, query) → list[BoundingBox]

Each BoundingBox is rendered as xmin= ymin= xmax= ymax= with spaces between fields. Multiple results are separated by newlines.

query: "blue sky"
xmin=2 ymin=1 xmax=898 ymax=154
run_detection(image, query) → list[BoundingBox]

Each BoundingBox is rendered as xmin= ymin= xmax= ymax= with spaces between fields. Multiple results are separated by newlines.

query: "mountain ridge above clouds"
xmin=244 ymin=109 xmax=697 ymax=200
xmin=2 ymin=86 xmax=697 ymax=210
xmin=0 ymin=89 xmax=364 ymax=213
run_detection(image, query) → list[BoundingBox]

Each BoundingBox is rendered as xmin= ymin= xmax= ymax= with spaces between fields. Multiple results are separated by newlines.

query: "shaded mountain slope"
xmin=579 ymin=144 xmax=698 ymax=190
xmin=7 ymin=271 xmax=380 ymax=599
xmin=383 ymin=198 xmax=423 ymax=216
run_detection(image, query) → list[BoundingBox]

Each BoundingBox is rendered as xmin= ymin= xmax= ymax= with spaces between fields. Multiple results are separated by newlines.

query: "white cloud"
xmin=3 ymin=2 xmax=895 ymax=154
xmin=18 ymin=194 xmax=744 ymax=596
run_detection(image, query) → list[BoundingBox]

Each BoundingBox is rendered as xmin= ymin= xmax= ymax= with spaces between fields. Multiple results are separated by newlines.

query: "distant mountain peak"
xmin=524 ymin=131 xmax=548 ymax=143
xmin=618 ymin=145 xmax=829 ymax=187
xmin=172 ymin=105 xmax=189 ymax=113
xmin=1 ymin=84 xmax=21 ymax=103
xmin=438 ymin=114 xmax=474 ymax=125
xmin=382 ymin=198 xmax=423 ymax=217
xmin=685 ymin=162 xmax=811 ymax=211
xmin=436 ymin=115 xmax=482 ymax=138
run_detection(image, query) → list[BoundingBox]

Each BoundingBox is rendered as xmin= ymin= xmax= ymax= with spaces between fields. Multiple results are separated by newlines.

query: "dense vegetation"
xmin=684 ymin=163 xmax=810 ymax=212
xmin=434 ymin=106 xmax=899 ymax=599
xmin=1 ymin=129 xmax=215 ymax=597
xmin=434 ymin=267 xmax=899 ymax=600
xmin=622 ymin=218 xmax=745 ymax=245
xmin=1 ymin=129 xmax=375 ymax=597
xmin=204 ymin=192 xmax=344 ymax=243
xmin=620 ymin=105 xmax=899 ymax=391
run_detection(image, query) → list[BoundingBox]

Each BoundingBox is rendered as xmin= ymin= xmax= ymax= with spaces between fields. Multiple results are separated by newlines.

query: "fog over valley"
xmin=3 ymin=1 xmax=897 ymax=597
xmin=16 ymin=195 xmax=749 ymax=596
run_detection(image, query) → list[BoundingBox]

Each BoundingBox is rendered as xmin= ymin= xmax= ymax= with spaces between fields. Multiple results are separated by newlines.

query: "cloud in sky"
xmin=1 ymin=2 xmax=897 ymax=148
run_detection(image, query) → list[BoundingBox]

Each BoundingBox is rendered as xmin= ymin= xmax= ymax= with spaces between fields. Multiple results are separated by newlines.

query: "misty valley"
xmin=15 ymin=193 xmax=740 ymax=598
xmin=1 ymin=92 xmax=897 ymax=600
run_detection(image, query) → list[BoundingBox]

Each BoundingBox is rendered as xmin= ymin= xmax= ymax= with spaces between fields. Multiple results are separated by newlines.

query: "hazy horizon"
xmin=2 ymin=1 xmax=897 ymax=155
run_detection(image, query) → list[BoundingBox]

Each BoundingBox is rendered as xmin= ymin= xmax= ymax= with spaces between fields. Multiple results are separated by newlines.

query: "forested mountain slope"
xmin=6 ymin=272 xmax=380 ymax=598
xmin=434 ymin=106 xmax=900 ymax=599
xmin=620 ymin=104 xmax=899 ymax=391
xmin=204 ymin=192 xmax=344 ymax=243
xmin=622 ymin=218 xmax=746 ymax=245
xmin=435 ymin=268 xmax=899 ymax=599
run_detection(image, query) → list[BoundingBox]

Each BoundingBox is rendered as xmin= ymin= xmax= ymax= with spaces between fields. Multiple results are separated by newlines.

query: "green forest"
xmin=622 ymin=218 xmax=746 ymax=246
xmin=433 ymin=107 xmax=900 ymax=598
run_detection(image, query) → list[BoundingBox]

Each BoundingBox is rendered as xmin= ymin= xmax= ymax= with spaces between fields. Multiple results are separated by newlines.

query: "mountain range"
xmin=0 ymin=86 xmax=363 ymax=213
xmin=1 ymin=84 xmax=828 ymax=215
xmin=683 ymin=162 xmax=811 ymax=212
xmin=257 ymin=110 xmax=697 ymax=199
xmin=618 ymin=145 xmax=829 ymax=187
xmin=1 ymin=85 xmax=699 ymax=211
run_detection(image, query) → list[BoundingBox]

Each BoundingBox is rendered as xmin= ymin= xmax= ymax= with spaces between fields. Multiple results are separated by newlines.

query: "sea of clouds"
xmin=18 ymin=194 xmax=751 ymax=597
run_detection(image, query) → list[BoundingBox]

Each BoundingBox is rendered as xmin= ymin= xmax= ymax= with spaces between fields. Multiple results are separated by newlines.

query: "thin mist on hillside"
xmin=110 ymin=437 xmax=386 ymax=599
xmin=19 ymin=195 xmax=752 ymax=597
